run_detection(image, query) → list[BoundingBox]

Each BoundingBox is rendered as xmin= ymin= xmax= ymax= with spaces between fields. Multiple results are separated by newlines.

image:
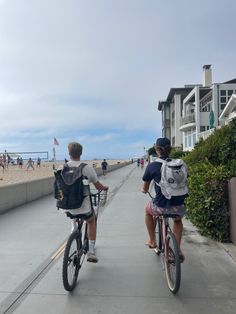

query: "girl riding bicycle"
xmin=141 ymin=137 xmax=186 ymax=262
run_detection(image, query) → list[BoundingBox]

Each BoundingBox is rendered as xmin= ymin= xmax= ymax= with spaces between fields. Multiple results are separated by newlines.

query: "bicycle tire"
xmin=164 ymin=231 xmax=181 ymax=294
xmin=62 ymin=230 xmax=82 ymax=291
xmin=155 ymin=217 xmax=162 ymax=255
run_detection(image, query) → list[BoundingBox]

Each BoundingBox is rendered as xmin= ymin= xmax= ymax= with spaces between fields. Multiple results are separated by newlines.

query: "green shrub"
xmin=184 ymin=118 xmax=236 ymax=166
xmin=170 ymin=149 xmax=189 ymax=159
xmin=186 ymin=162 xmax=230 ymax=241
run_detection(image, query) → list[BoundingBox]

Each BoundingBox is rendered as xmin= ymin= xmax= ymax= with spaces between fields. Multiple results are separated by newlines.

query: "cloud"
xmin=0 ymin=0 xmax=236 ymax=158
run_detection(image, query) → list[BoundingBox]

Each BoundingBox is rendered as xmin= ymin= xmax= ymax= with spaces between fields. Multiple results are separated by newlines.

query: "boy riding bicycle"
xmin=141 ymin=137 xmax=186 ymax=262
xmin=66 ymin=142 xmax=108 ymax=263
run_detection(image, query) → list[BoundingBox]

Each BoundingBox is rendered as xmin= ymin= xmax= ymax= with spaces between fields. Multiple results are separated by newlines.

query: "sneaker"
xmin=87 ymin=252 xmax=98 ymax=263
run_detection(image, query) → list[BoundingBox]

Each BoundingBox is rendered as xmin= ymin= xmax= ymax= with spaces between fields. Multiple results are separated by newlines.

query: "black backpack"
xmin=54 ymin=163 xmax=88 ymax=209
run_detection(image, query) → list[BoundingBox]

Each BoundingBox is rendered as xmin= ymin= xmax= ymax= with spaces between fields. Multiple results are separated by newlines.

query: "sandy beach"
xmin=0 ymin=160 xmax=128 ymax=187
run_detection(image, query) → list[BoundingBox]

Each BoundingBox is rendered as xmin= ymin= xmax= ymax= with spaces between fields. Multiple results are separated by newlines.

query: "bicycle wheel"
xmin=154 ymin=217 xmax=162 ymax=255
xmin=164 ymin=231 xmax=181 ymax=294
xmin=62 ymin=230 xmax=82 ymax=291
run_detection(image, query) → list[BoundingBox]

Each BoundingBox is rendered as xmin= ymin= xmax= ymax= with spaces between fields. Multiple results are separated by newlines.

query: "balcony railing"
xmin=181 ymin=114 xmax=196 ymax=125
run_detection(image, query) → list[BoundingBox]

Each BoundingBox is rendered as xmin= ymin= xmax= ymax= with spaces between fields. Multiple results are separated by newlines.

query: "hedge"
xmin=185 ymin=162 xmax=230 ymax=241
xmin=183 ymin=118 xmax=236 ymax=242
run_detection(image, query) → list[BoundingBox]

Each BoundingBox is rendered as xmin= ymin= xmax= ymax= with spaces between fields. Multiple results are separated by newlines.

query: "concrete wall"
xmin=0 ymin=161 xmax=131 ymax=214
xmin=229 ymin=177 xmax=236 ymax=245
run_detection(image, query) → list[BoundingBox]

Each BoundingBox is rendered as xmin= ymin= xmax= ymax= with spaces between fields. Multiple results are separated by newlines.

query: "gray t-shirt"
xmin=65 ymin=160 xmax=98 ymax=215
xmin=67 ymin=160 xmax=98 ymax=183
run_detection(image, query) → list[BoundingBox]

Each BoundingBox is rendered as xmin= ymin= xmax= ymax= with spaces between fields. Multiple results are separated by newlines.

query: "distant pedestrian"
xmin=37 ymin=157 xmax=41 ymax=167
xmin=3 ymin=154 xmax=7 ymax=168
xmin=101 ymin=159 xmax=108 ymax=176
xmin=140 ymin=158 xmax=145 ymax=168
xmin=19 ymin=157 xmax=23 ymax=168
xmin=0 ymin=155 xmax=5 ymax=173
xmin=137 ymin=158 xmax=140 ymax=167
xmin=26 ymin=158 xmax=35 ymax=170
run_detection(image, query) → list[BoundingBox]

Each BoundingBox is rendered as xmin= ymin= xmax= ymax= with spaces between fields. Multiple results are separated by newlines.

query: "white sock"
xmin=89 ymin=240 xmax=95 ymax=254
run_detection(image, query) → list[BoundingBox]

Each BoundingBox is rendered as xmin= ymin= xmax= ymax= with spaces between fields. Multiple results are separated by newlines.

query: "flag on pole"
xmin=54 ymin=137 xmax=59 ymax=145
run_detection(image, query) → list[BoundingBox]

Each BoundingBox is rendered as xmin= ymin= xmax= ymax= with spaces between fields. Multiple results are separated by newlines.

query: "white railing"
xmin=181 ymin=114 xmax=196 ymax=125
xmin=198 ymin=126 xmax=221 ymax=140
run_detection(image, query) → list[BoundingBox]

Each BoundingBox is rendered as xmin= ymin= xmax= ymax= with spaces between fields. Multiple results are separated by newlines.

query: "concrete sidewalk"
xmin=3 ymin=165 xmax=236 ymax=314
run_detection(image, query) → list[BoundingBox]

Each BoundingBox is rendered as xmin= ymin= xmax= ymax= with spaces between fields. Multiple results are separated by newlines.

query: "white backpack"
xmin=155 ymin=158 xmax=188 ymax=200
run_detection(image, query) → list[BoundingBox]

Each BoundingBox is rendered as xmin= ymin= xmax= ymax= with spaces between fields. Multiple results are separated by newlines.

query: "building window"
xmin=184 ymin=133 xmax=187 ymax=148
xmin=200 ymin=126 xmax=206 ymax=132
xmin=193 ymin=132 xmax=196 ymax=146
xmin=220 ymin=90 xmax=226 ymax=96
xmin=220 ymin=97 xmax=226 ymax=103
xmin=221 ymin=103 xmax=226 ymax=110
xmin=188 ymin=132 xmax=191 ymax=147
xmin=228 ymin=90 xmax=233 ymax=96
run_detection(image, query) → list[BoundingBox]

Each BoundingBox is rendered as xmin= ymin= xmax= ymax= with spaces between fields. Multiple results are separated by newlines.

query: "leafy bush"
xmin=170 ymin=149 xmax=189 ymax=159
xmin=183 ymin=118 xmax=236 ymax=242
xmin=184 ymin=118 xmax=236 ymax=166
xmin=185 ymin=162 xmax=230 ymax=241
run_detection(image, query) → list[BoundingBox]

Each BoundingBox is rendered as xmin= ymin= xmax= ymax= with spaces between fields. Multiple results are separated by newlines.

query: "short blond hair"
xmin=68 ymin=142 xmax=83 ymax=159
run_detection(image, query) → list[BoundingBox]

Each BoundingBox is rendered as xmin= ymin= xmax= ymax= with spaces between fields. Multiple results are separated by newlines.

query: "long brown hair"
xmin=155 ymin=145 xmax=171 ymax=157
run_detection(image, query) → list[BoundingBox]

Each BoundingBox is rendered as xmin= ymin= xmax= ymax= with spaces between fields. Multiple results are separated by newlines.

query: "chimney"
xmin=202 ymin=64 xmax=212 ymax=87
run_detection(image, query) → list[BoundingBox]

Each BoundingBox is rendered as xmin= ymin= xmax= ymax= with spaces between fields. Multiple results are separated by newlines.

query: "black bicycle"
xmin=147 ymin=192 xmax=181 ymax=294
xmin=62 ymin=189 xmax=107 ymax=291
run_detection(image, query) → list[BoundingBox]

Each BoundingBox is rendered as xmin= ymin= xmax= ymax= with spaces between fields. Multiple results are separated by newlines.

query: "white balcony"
xmin=179 ymin=114 xmax=196 ymax=131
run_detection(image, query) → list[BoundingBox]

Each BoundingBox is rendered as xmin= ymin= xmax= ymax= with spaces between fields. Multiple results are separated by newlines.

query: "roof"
xmin=223 ymin=78 xmax=236 ymax=84
xmin=158 ymin=87 xmax=193 ymax=110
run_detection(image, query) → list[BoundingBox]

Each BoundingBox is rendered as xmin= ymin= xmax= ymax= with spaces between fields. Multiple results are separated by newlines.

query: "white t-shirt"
xmin=65 ymin=160 xmax=98 ymax=215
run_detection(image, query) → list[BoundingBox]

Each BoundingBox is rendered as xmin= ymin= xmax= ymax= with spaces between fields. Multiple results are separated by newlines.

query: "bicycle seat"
xmin=65 ymin=211 xmax=93 ymax=220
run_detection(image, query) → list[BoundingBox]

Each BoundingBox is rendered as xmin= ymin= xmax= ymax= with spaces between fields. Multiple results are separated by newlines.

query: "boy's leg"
xmin=86 ymin=216 xmax=98 ymax=262
xmin=87 ymin=217 xmax=96 ymax=240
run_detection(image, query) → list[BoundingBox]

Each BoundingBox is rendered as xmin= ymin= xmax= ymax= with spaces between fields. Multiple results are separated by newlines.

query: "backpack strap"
xmin=79 ymin=162 xmax=87 ymax=176
xmin=156 ymin=157 xmax=165 ymax=164
xmin=153 ymin=158 xmax=165 ymax=187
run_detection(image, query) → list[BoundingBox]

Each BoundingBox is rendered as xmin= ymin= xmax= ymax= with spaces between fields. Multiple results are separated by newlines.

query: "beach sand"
xmin=0 ymin=160 xmax=128 ymax=186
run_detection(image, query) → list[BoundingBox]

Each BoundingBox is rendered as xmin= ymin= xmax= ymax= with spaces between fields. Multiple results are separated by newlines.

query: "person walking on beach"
xmin=64 ymin=142 xmax=108 ymax=262
xmin=26 ymin=158 xmax=35 ymax=170
xmin=37 ymin=157 xmax=41 ymax=167
xmin=18 ymin=157 xmax=23 ymax=168
xmin=101 ymin=159 xmax=108 ymax=176
xmin=0 ymin=155 xmax=5 ymax=173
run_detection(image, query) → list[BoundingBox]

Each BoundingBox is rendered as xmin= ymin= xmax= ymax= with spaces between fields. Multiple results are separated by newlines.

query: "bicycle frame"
xmin=61 ymin=189 xmax=108 ymax=291
xmin=156 ymin=214 xmax=181 ymax=293
xmin=146 ymin=192 xmax=181 ymax=294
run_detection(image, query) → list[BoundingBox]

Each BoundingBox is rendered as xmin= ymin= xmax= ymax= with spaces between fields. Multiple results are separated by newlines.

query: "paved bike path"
xmin=3 ymin=165 xmax=236 ymax=314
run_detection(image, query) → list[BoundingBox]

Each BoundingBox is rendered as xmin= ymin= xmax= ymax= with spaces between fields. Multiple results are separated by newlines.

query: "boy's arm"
xmin=93 ymin=181 xmax=108 ymax=191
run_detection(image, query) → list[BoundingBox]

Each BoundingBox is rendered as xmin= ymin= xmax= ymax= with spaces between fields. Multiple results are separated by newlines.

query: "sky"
xmin=0 ymin=0 xmax=236 ymax=160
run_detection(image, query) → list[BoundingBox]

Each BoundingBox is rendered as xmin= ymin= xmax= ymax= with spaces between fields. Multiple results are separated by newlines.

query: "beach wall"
xmin=0 ymin=161 xmax=131 ymax=214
